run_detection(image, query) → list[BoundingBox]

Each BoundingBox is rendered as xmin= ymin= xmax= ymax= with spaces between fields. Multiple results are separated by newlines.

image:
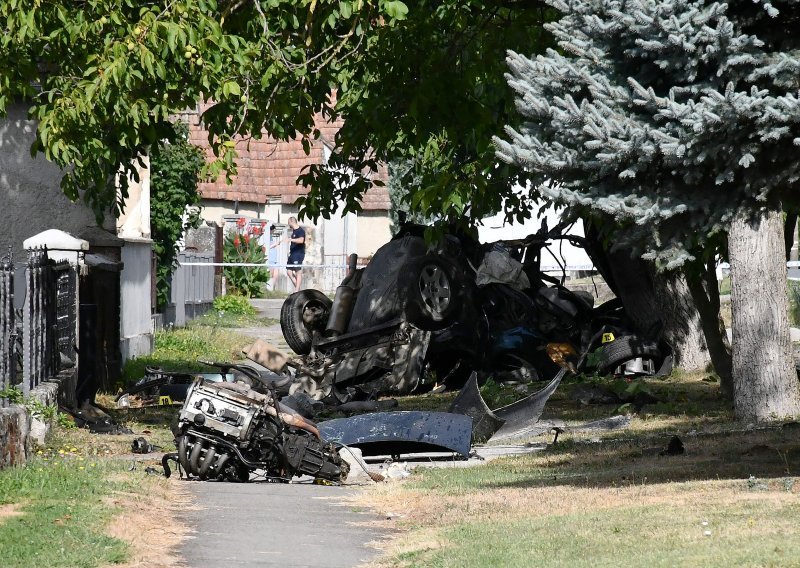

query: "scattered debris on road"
xmin=318 ymin=411 xmax=473 ymax=458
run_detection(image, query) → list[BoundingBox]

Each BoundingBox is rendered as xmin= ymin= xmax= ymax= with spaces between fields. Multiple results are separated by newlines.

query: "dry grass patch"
xmin=105 ymin=477 xmax=191 ymax=568
xmin=359 ymin=474 xmax=800 ymax=567
xmin=357 ymin=372 xmax=800 ymax=567
xmin=0 ymin=503 xmax=24 ymax=524
xmin=362 ymin=477 xmax=798 ymax=527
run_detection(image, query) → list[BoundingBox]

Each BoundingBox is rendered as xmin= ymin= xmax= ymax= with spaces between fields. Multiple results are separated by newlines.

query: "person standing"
xmin=272 ymin=216 xmax=305 ymax=291
xmin=265 ymin=223 xmax=279 ymax=291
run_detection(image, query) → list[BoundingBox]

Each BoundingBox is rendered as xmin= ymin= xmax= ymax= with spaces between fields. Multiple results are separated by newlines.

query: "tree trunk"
xmin=583 ymin=221 xmax=663 ymax=338
xmin=584 ymin=220 xmax=714 ymax=371
xmin=729 ymin=203 xmax=800 ymax=421
xmin=651 ymin=267 xmax=711 ymax=372
xmin=685 ymin=259 xmax=733 ymax=396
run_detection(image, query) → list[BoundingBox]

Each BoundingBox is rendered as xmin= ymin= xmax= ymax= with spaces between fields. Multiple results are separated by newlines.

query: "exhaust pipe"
xmin=177 ymin=436 xmax=191 ymax=474
xmin=198 ymin=445 xmax=217 ymax=480
xmin=189 ymin=438 xmax=205 ymax=475
xmin=213 ymin=453 xmax=230 ymax=478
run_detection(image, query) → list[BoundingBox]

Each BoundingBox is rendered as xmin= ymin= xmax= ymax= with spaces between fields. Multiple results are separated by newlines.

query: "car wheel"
xmin=596 ymin=335 xmax=662 ymax=374
xmin=400 ymin=255 xmax=463 ymax=330
xmin=280 ymin=290 xmax=332 ymax=355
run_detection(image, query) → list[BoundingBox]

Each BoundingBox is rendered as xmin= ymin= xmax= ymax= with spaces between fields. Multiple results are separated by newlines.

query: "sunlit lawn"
xmin=360 ymin=372 xmax=800 ymax=567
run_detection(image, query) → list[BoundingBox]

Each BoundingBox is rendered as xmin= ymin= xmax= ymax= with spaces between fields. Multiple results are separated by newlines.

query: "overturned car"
xmin=280 ymin=220 xmax=670 ymax=404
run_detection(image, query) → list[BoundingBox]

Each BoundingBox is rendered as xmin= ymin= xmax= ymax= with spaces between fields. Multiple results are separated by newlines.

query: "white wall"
xmin=479 ymin=203 xmax=593 ymax=271
xmin=117 ymin=155 xmax=151 ymax=239
xmin=201 ymin=198 xmax=281 ymax=226
xmin=120 ymin=240 xmax=153 ymax=361
xmin=356 ymin=211 xmax=391 ymax=258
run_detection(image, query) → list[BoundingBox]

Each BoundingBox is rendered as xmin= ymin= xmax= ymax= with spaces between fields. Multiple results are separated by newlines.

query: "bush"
xmin=223 ymin=218 xmax=270 ymax=298
xmin=213 ymin=294 xmax=256 ymax=315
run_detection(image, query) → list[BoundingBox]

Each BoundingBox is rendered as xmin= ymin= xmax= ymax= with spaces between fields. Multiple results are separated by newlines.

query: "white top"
xmin=23 ymin=229 xmax=89 ymax=251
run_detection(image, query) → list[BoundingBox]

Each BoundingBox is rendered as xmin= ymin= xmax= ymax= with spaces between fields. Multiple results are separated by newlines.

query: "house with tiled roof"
xmin=179 ymin=106 xmax=391 ymax=291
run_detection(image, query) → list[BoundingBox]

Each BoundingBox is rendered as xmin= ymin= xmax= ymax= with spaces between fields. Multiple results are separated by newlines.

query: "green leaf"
xmin=383 ymin=0 xmax=408 ymax=20
xmin=222 ymin=81 xmax=241 ymax=97
xmin=166 ymin=24 xmax=178 ymax=54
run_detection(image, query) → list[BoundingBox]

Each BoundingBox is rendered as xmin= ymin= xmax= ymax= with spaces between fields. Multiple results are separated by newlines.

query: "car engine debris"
xmin=173 ymin=377 xmax=348 ymax=483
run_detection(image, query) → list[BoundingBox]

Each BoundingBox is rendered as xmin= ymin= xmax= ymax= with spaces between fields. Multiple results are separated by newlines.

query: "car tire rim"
xmin=302 ymin=300 xmax=327 ymax=326
xmin=419 ymin=264 xmax=451 ymax=316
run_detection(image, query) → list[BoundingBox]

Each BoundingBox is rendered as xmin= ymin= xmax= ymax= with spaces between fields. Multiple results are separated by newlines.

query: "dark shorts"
xmin=287 ymin=254 xmax=304 ymax=271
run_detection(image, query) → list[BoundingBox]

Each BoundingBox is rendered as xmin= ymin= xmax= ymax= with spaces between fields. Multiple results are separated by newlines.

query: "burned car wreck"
xmin=154 ymin=220 xmax=669 ymax=483
xmin=279 ymin=219 xmax=670 ymax=405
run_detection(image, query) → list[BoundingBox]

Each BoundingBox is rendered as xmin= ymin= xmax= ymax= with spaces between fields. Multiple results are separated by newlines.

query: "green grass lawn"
xmin=360 ymin=372 xmax=800 ymax=567
xmin=0 ymin=438 xmax=174 ymax=568
xmin=120 ymin=321 xmax=260 ymax=384
xmin=0 ymin=399 xmax=185 ymax=567
xmin=191 ymin=309 xmax=278 ymax=329
xmin=0 ymin=458 xmax=127 ymax=568
xmin=8 ymin=318 xmax=799 ymax=568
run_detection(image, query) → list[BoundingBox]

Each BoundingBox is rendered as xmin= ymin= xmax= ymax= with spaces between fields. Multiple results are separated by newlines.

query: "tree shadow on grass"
xmin=482 ymin=421 xmax=800 ymax=492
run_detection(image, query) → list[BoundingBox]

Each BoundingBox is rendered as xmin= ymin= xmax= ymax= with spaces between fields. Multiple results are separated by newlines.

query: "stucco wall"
xmin=200 ymin=198 xmax=282 ymax=226
xmin=356 ymin=211 xmax=391 ymax=258
xmin=0 ymin=104 xmax=103 ymax=259
xmin=117 ymin=155 xmax=151 ymax=239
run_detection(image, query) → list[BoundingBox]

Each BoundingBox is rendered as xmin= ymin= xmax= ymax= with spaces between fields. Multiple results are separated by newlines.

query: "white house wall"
xmin=479 ymin=201 xmax=593 ymax=272
xmin=356 ymin=211 xmax=391 ymax=259
xmin=201 ymin=198 xmax=281 ymax=226
xmin=117 ymin=155 xmax=154 ymax=363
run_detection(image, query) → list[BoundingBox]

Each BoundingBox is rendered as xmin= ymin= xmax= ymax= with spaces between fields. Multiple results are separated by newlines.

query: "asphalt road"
xmin=181 ymin=480 xmax=384 ymax=568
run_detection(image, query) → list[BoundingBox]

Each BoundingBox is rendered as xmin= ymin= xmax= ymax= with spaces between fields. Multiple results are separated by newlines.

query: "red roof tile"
xmin=180 ymin=106 xmax=389 ymax=211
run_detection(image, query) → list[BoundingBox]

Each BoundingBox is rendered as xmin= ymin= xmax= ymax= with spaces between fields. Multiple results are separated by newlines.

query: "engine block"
xmin=179 ymin=380 xmax=269 ymax=443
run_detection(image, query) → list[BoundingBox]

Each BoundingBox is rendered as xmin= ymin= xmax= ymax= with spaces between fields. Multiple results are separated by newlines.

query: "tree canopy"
xmin=0 ymin=1 xmax=554 ymax=227
xmin=0 ymin=0 xmax=413 ymax=218
xmin=297 ymin=1 xmax=553 ymax=225
xmin=495 ymin=0 xmax=800 ymax=268
xmin=494 ymin=0 xmax=800 ymax=420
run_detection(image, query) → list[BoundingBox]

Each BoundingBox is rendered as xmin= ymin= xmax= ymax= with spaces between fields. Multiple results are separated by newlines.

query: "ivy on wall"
xmin=150 ymin=122 xmax=204 ymax=311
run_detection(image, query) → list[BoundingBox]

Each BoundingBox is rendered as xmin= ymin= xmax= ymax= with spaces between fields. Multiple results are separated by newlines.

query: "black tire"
xmin=399 ymin=255 xmax=464 ymax=331
xmin=596 ymin=335 xmax=662 ymax=374
xmin=280 ymin=290 xmax=332 ymax=355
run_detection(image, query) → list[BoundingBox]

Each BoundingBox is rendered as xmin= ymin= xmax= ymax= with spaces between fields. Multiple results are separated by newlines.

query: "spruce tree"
xmin=496 ymin=0 xmax=800 ymax=420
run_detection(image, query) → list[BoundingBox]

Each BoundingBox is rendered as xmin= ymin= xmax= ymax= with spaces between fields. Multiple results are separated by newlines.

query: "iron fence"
xmin=0 ymin=250 xmax=14 ymax=408
xmin=19 ymin=248 xmax=77 ymax=396
xmin=54 ymin=262 xmax=77 ymax=369
xmin=22 ymin=248 xmax=53 ymax=394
